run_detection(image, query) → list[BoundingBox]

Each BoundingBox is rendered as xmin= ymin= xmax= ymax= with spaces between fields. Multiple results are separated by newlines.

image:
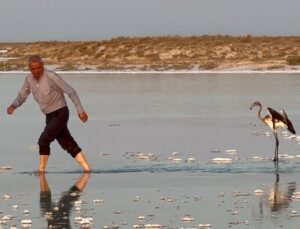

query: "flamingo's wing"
xmin=267 ymin=107 xmax=296 ymax=134
xmin=282 ymin=110 xmax=296 ymax=134
xmin=280 ymin=109 xmax=296 ymax=134
xmin=286 ymin=118 xmax=296 ymax=134
xmin=267 ymin=107 xmax=284 ymax=122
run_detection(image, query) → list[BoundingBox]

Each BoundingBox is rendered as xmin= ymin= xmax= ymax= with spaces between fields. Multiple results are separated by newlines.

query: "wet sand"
xmin=1 ymin=73 xmax=300 ymax=228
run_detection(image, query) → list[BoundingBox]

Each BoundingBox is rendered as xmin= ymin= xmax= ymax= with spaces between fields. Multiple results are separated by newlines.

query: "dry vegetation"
xmin=1 ymin=35 xmax=300 ymax=71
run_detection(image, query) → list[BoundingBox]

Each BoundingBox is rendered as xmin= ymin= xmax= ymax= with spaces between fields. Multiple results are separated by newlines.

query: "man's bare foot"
xmin=38 ymin=155 xmax=49 ymax=173
xmin=37 ymin=169 xmax=46 ymax=173
xmin=74 ymin=152 xmax=91 ymax=172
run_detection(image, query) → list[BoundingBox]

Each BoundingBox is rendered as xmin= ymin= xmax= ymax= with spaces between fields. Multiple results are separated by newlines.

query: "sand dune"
xmin=0 ymin=35 xmax=300 ymax=71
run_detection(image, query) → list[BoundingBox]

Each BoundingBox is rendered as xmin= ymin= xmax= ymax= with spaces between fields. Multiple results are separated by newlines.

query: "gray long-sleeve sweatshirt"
xmin=12 ymin=69 xmax=85 ymax=114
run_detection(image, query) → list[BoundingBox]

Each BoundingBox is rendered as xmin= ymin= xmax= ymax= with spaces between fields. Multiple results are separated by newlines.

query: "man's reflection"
xmin=39 ymin=173 xmax=90 ymax=228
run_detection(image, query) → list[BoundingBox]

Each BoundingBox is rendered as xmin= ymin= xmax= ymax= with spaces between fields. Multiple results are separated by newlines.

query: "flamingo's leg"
xmin=273 ymin=131 xmax=279 ymax=161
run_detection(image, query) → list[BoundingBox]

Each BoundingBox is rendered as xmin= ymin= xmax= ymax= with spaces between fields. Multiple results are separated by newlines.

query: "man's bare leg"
xmin=75 ymin=152 xmax=91 ymax=172
xmin=38 ymin=155 xmax=49 ymax=173
xmin=39 ymin=173 xmax=50 ymax=192
xmin=75 ymin=173 xmax=90 ymax=191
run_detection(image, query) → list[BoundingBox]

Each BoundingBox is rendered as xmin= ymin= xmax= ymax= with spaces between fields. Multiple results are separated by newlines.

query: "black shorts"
xmin=38 ymin=106 xmax=81 ymax=158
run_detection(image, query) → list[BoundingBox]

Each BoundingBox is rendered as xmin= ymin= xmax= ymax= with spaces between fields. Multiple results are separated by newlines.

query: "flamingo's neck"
xmin=257 ymin=104 xmax=263 ymax=121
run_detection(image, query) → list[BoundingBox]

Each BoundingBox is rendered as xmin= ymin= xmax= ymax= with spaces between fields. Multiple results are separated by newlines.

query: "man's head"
xmin=28 ymin=55 xmax=44 ymax=80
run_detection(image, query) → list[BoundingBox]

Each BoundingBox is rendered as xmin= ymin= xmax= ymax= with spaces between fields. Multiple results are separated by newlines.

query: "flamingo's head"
xmin=250 ymin=101 xmax=261 ymax=110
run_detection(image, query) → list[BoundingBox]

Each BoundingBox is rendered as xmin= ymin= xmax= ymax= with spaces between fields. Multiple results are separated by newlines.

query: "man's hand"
xmin=7 ymin=105 xmax=15 ymax=115
xmin=78 ymin=111 xmax=88 ymax=123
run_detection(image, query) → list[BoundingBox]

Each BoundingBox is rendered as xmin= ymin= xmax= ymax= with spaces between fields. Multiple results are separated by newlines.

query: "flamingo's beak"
xmin=250 ymin=101 xmax=260 ymax=110
xmin=250 ymin=102 xmax=257 ymax=110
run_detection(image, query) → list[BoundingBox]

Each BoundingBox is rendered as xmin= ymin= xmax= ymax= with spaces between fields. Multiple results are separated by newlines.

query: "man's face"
xmin=29 ymin=61 xmax=44 ymax=80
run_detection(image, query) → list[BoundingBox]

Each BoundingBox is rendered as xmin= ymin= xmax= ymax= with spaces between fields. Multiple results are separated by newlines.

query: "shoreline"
xmin=1 ymin=67 xmax=300 ymax=75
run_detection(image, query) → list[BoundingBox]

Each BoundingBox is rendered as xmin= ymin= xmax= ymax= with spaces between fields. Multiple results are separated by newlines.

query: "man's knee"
xmin=63 ymin=145 xmax=81 ymax=158
xmin=62 ymin=144 xmax=81 ymax=158
xmin=38 ymin=138 xmax=51 ymax=155
xmin=70 ymin=147 xmax=81 ymax=158
xmin=39 ymin=147 xmax=50 ymax=155
xmin=57 ymin=137 xmax=81 ymax=158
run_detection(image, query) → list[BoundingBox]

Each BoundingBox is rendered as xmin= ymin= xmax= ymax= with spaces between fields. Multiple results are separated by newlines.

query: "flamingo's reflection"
xmin=39 ymin=173 xmax=90 ymax=228
xmin=258 ymin=162 xmax=296 ymax=216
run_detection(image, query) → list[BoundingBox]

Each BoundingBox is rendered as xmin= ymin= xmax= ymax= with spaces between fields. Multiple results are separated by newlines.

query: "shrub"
xmin=267 ymin=65 xmax=285 ymax=70
xmin=287 ymin=56 xmax=300 ymax=65
xmin=240 ymin=35 xmax=252 ymax=43
xmin=60 ymin=63 xmax=77 ymax=71
xmin=200 ymin=61 xmax=219 ymax=70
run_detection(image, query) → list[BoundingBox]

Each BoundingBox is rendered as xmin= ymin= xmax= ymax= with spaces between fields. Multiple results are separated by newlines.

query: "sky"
xmin=0 ymin=0 xmax=299 ymax=42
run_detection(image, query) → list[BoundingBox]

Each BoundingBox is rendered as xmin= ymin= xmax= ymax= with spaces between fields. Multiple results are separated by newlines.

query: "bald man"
xmin=7 ymin=55 xmax=91 ymax=173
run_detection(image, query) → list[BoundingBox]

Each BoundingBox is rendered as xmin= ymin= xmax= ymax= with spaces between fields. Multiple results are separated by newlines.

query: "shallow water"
xmin=1 ymin=72 xmax=300 ymax=228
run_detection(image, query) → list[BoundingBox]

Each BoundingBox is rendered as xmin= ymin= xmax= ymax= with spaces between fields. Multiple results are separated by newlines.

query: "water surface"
xmin=1 ymin=72 xmax=300 ymax=228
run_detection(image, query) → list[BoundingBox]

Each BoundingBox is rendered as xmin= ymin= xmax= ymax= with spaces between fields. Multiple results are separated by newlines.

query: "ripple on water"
xmin=18 ymin=157 xmax=300 ymax=175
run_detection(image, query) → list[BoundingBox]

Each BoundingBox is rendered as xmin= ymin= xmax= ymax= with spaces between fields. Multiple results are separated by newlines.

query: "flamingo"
xmin=250 ymin=101 xmax=296 ymax=161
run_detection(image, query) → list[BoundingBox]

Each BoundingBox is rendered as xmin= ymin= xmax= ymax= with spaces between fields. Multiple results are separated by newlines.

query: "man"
xmin=7 ymin=55 xmax=91 ymax=173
